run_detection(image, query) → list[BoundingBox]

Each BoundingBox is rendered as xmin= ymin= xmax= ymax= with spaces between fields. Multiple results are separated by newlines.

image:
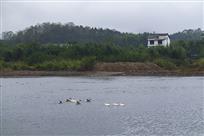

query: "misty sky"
xmin=1 ymin=1 xmax=203 ymax=34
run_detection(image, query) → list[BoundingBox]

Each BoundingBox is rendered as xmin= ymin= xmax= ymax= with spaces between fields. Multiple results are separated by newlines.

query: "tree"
xmin=2 ymin=31 xmax=14 ymax=40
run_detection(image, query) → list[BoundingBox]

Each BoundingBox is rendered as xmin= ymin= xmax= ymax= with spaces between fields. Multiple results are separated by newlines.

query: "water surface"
xmin=1 ymin=76 xmax=204 ymax=136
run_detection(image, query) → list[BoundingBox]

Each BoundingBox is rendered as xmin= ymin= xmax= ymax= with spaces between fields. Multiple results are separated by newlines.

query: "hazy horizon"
xmin=1 ymin=1 xmax=204 ymax=35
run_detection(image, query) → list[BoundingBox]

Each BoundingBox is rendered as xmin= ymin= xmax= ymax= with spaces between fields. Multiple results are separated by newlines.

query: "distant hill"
xmin=2 ymin=22 xmax=149 ymax=46
xmin=170 ymin=28 xmax=203 ymax=41
xmin=2 ymin=22 xmax=203 ymax=46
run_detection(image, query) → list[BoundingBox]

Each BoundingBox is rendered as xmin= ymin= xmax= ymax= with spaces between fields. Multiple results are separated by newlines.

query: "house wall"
xmin=163 ymin=37 xmax=170 ymax=46
xmin=147 ymin=36 xmax=170 ymax=47
xmin=148 ymin=40 xmax=158 ymax=47
xmin=167 ymin=37 xmax=170 ymax=45
xmin=162 ymin=39 xmax=168 ymax=47
xmin=147 ymin=40 xmax=153 ymax=47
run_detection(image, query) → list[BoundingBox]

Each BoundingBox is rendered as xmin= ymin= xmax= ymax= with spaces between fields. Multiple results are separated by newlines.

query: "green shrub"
xmin=154 ymin=59 xmax=176 ymax=70
xmin=192 ymin=58 xmax=204 ymax=68
xmin=35 ymin=60 xmax=83 ymax=71
xmin=0 ymin=60 xmax=5 ymax=70
xmin=11 ymin=62 xmax=33 ymax=70
xmin=79 ymin=56 xmax=96 ymax=70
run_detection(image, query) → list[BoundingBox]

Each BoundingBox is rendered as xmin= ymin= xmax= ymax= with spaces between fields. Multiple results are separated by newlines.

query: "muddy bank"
xmin=0 ymin=62 xmax=203 ymax=77
xmin=95 ymin=62 xmax=167 ymax=75
xmin=0 ymin=70 xmax=124 ymax=77
xmin=94 ymin=62 xmax=204 ymax=76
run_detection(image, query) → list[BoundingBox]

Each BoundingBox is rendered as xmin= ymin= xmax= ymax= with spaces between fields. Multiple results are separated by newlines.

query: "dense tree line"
xmin=0 ymin=39 xmax=203 ymax=71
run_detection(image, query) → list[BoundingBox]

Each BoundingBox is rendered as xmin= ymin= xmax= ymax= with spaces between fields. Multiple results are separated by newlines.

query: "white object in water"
xmin=70 ymin=99 xmax=78 ymax=103
xmin=112 ymin=103 xmax=120 ymax=106
xmin=119 ymin=103 xmax=125 ymax=106
xmin=104 ymin=103 xmax=111 ymax=106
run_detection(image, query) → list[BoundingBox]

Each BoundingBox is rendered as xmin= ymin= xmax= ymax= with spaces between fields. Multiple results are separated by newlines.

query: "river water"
xmin=0 ymin=76 xmax=204 ymax=136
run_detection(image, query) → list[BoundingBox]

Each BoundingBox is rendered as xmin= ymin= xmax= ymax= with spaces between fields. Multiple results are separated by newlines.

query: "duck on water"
xmin=64 ymin=98 xmax=81 ymax=105
xmin=85 ymin=99 xmax=91 ymax=102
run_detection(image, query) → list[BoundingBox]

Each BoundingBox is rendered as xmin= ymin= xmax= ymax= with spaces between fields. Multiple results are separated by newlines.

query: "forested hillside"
xmin=2 ymin=22 xmax=148 ymax=46
xmin=2 ymin=22 xmax=203 ymax=46
xmin=170 ymin=28 xmax=203 ymax=41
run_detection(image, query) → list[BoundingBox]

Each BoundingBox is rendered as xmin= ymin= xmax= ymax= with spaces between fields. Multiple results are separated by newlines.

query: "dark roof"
xmin=148 ymin=38 xmax=166 ymax=41
xmin=153 ymin=33 xmax=169 ymax=36
xmin=148 ymin=33 xmax=169 ymax=40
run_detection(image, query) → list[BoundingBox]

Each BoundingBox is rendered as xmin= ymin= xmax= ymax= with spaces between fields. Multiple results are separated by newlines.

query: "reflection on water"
xmin=1 ymin=76 xmax=204 ymax=136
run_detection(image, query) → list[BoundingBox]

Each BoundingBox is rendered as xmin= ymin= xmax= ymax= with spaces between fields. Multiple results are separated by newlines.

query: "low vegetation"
xmin=0 ymin=39 xmax=203 ymax=71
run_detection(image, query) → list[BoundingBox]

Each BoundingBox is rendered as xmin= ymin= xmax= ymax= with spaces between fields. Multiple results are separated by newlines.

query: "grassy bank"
xmin=0 ymin=56 xmax=96 ymax=71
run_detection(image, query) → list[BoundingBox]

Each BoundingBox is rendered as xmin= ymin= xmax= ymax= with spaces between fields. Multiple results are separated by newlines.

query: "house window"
xmin=158 ymin=40 xmax=162 ymax=44
xmin=150 ymin=40 xmax=154 ymax=45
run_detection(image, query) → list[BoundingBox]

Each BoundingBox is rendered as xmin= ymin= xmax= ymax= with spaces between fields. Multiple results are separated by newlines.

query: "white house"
xmin=147 ymin=33 xmax=170 ymax=47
